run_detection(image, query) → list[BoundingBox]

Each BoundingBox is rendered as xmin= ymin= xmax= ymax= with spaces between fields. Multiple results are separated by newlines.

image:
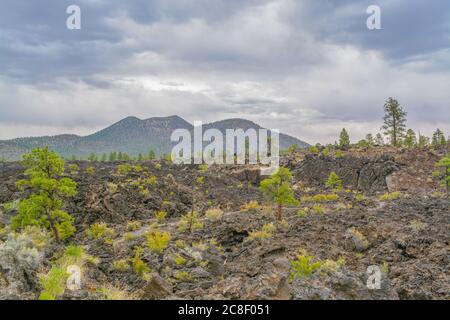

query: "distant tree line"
xmin=284 ymin=97 xmax=448 ymax=157
xmin=66 ymin=149 xmax=160 ymax=162
xmin=335 ymin=97 xmax=448 ymax=151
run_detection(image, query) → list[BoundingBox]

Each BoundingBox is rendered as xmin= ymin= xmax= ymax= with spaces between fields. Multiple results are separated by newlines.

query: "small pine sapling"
xmin=259 ymin=167 xmax=298 ymax=221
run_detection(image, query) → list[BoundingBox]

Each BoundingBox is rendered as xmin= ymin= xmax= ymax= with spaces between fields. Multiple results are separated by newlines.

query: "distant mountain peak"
xmin=144 ymin=115 xmax=183 ymax=121
xmin=206 ymin=118 xmax=262 ymax=129
xmin=0 ymin=115 xmax=310 ymax=160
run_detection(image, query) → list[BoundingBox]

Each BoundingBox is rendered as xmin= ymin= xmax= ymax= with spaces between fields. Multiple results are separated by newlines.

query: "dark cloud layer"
xmin=0 ymin=0 xmax=449 ymax=142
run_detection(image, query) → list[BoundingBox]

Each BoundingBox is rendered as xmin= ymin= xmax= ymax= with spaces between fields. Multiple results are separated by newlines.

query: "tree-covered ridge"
xmin=0 ymin=116 xmax=309 ymax=161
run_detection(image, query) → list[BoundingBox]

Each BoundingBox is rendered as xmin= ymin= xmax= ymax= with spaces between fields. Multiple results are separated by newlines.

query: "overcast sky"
xmin=0 ymin=0 xmax=449 ymax=144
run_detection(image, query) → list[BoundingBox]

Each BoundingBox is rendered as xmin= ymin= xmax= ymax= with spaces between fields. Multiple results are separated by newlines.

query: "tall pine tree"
xmin=403 ymin=129 xmax=417 ymax=148
xmin=382 ymin=97 xmax=407 ymax=146
xmin=432 ymin=129 xmax=446 ymax=149
xmin=339 ymin=128 xmax=350 ymax=150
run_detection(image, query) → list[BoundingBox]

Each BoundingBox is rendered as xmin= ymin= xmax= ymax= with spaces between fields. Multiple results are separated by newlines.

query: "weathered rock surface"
xmin=290 ymin=154 xmax=400 ymax=193
xmin=0 ymin=150 xmax=449 ymax=300
xmin=142 ymin=273 xmax=173 ymax=300
xmin=291 ymin=270 xmax=398 ymax=300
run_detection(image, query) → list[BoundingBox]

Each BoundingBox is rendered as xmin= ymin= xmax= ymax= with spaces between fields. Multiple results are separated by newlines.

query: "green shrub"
xmin=124 ymin=232 xmax=136 ymax=241
xmin=113 ymin=259 xmax=129 ymax=272
xmin=208 ymin=238 xmax=224 ymax=254
xmin=85 ymin=166 xmax=95 ymax=174
xmin=335 ymin=150 xmax=345 ymax=158
xmin=86 ymin=255 xmax=101 ymax=265
xmin=290 ymin=253 xmax=323 ymax=280
xmin=38 ymin=267 xmax=68 ymax=300
xmin=335 ymin=202 xmax=352 ymax=211
xmin=355 ymin=252 xmax=364 ymax=259
xmin=116 ymin=164 xmax=132 ymax=175
xmin=174 ymin=271 xmax=192 ymax=282
xmin=162 ymin=200 xmax=171 ymax=206
xmin=381 ymin=261 xmax=389 ymax=274
xmin=57 ymin=245 xmax=92 ymax=269
xmin=146 ymin=230 xmax=171 ymax=254
xmin=139 ymin=187 xmax=150 ymax=197
xmin=131 ymin=246 xmax=150 ymax=277
xmin=1 ymin=200 xmax=18 ymax=213
xmin=409 ymin=219 xmax=427 ymax=231
xmin=311 ymin=204 xmax=326 ymax=214
xmin=175 ymin=240 xmax=186 ymax=249
xmin=301 ymin=193 xmax=339 ymax=203
xmin=357 ymin=139 xmax=370 ymax=148
xmin=64 ymin=245 xmax=85 ymax=260
xmin=319 ymin=257 xmax=345 ymax=276
xmin=297 ymin=207 xmax=309 ymax=217
xmin=196 ymin=176 xmax=205 ymax=184
xmin=192 ymin=240 xmax=208 ymax=251
xmin=107 ymin=182 xmax=118 ymax=194
xmin=126 ymin=221 xmax=141 ymax=231
xmin=379 ymin=192 xmax=402 ymax=201
xmin=247 ymin=223 xmax=275 ymax=241
xmin=308 ymin=146 xmax=319 ymax=154
xmin=240 ymin=200 xmax=260 ymax=212
xmin=174 ymin=254 xmax=187 ymax=266
xmin=355 ymin=192 xmax=365 ymax=201
xmin=325 ymin=172 xmax=342 ymax=191
xmin=86 ymin=222 xmax=115 ymax=242
xmin=205 ymin=207 xmax=223 ymax=221
xmin=38 ymin=291 xmax=56 ymax=300
xmin=154 ymin=211 xmax=167 ymax=223
xmin=178 ymin=211 xmax=203 ymax=233
xmin=144 ymin=176 xmax=158 ymax=187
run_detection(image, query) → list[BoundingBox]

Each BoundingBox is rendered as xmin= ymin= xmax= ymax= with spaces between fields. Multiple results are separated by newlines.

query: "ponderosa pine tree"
xmin=12 ymin=147 xmax=77 ymax=242
xmin=109 ymin=151 xmax=117 ymax=162
xmin=148 ymin=150 xmax=156 ymax=160
xmin=88 ymin=153 xmax=97 ymax=162
xmin=403 ymin=129 xmax=417 ymax=149
xmin=339 ymin=128 xmax=350 ymax=150
xmin=365 ymin=134 xmax=374 ymax=146
xmin=382 ymin=97 xmax=407 ymax=146
xmin=433 ymin=155 xmax=450 ymax=195
xmin=260 ymin=167 xmax=298 ymax=221
xmin=418 ymin=133 xmax=430 ymax=148
xmin=432 ymin=129 xmax=446 ymax=149
xmin=375 ymin=133 xmax=384 ymax=146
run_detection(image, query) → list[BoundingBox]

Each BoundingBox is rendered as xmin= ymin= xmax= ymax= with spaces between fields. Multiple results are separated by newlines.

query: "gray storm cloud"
xmin=0 ymin=0 xmax=449 ymax=143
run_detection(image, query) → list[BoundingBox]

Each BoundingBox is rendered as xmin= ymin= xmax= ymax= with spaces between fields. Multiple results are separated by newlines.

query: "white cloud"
xmin=0 ymin=0 xmax=449 ymax=144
